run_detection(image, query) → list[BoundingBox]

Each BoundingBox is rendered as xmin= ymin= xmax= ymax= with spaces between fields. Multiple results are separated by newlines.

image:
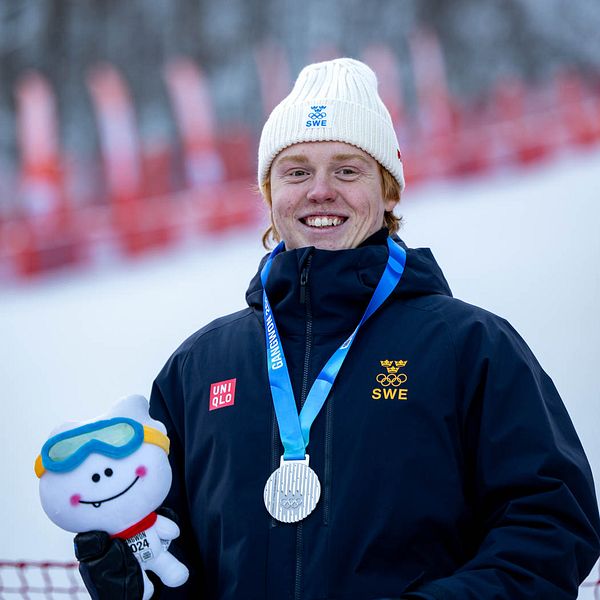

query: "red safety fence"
xmin=0 ymin=559 xmax=598 ymax=598
xmin=0 ymin=178 xmax=259 ymax=280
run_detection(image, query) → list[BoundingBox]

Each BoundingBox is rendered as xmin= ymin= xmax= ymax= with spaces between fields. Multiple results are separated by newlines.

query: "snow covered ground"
xmin=1 ymin=147 xmax=599 ymax=596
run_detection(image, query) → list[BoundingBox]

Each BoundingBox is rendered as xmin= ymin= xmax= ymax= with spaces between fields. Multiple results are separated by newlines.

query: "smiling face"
xmin=39 ymin=443 xmax=172 ymax=535
xmin=269 ymin=141 xmax=398 ymax=251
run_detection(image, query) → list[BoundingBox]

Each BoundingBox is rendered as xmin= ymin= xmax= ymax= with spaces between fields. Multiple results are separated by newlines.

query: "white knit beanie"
xmin=257 ymin=57 xmax=405 ymax=191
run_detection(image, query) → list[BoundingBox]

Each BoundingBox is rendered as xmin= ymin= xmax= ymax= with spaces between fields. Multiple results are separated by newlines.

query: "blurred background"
xmin=1 ymin=0 xmax=599 ymax=597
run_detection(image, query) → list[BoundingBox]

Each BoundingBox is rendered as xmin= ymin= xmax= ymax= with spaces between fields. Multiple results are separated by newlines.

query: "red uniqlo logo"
xmin=209 ymin=378 xmax=236 ymax=411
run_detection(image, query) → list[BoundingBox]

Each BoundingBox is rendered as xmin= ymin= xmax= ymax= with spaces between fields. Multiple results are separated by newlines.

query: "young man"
xmin=77 ymin=58 xmax=600 ymax=599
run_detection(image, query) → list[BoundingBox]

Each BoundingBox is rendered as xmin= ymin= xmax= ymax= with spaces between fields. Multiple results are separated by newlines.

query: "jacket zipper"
xmin=299 ymin=265 xmax=309 ymax=305
xmin=299 ymin=257 xmax=313 ymax=405
xmin=296 ymin=255 xmax=313 ymax=600
xmin=303 ymin=259 xmax=332 ymax=525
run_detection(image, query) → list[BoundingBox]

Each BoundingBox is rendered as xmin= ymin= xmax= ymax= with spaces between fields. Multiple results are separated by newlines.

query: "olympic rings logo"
xmin=376 ymin=373 xmax=408 ymax=387
xmin=280 ymin=495 xmax=304 ymax=509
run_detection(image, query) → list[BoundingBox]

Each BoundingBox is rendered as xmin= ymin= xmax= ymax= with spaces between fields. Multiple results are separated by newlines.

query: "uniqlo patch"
xmin=209 ymin=378 xmax=236 ymax=411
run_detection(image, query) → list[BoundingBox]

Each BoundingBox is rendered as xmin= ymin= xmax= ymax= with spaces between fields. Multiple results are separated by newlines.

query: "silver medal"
xmin=264 ymin=455 xmax=321 ymax=523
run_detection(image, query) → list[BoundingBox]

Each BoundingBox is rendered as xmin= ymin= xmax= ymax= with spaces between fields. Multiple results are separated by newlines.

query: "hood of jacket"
xmin=245 ymin=228 xmax=452 ymax=337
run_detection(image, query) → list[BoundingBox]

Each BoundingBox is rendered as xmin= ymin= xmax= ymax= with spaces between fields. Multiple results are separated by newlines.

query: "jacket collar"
xmin=246 ymin=229 xmax=452 ymax=336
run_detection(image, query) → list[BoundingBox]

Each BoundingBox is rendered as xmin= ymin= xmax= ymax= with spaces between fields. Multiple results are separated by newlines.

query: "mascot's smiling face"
xmin=37 ymin=395 xmax=172 ymax=535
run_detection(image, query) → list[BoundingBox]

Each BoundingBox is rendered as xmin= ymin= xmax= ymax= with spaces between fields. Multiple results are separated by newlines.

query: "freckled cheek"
xmin=136 ymin=466 xmax=147 ymax=478
xmin=271 ymin=197 xmax=295 ymax=218
xmin=70 ymin=494 xmax=81 ymax=506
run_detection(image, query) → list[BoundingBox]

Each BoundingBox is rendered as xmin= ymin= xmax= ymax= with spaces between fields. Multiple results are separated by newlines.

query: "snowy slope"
xmin=2 ymin=147 xmax=599 ymax=595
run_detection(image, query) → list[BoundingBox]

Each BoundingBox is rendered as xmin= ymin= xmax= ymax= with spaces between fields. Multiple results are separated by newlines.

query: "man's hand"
xmin=74 ymin=530 xmax=145 ymax=600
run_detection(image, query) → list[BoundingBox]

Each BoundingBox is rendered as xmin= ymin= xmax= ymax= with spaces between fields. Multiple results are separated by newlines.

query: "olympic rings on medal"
xmin=280 ymin=496 xmax=304 ymax=509
xmin=376 ymin=373 xmax=408 ymax=387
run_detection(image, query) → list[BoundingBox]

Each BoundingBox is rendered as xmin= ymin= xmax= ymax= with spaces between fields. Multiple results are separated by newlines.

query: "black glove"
xmin=155 ymin=506 xmax=179 ymax=527
xmin=74 ymin=530 xmax=144 ymax=600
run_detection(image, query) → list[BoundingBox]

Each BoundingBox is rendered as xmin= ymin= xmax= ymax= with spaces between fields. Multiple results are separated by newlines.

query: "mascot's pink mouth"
xmin=79 ymin=476 xmax=139 ymax=508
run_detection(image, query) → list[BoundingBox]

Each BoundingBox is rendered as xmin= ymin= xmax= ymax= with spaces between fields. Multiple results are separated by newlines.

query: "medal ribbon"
xmin=261 ymin=237 xmax=407 ymax=460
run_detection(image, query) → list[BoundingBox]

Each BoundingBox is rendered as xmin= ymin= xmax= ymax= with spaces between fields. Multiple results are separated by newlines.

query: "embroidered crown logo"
xmin=309 ymin=105 xmax=326 ymax=119
xmin=373 ymin=359 xmax=409 ymax=400
xmin=380 ymin=360 xmax=407 ymax=374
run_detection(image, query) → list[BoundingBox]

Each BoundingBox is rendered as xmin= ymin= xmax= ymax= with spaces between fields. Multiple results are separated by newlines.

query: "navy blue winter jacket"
xmin=149 ymin=230 xmax=600 ymax=599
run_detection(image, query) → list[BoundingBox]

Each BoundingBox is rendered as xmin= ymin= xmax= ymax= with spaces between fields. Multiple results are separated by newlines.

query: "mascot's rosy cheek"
xmin=35 ymin=395 xmax=189 ymax=600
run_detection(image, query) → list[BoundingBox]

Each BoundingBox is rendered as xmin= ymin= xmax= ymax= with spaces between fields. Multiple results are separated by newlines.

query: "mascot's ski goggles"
xmin=34 ymin=417 xmax=170 ymax=478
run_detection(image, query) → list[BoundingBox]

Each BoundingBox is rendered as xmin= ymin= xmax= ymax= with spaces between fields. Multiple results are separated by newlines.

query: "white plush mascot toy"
xmin=35 ymin=395 xmax=189 ymax=599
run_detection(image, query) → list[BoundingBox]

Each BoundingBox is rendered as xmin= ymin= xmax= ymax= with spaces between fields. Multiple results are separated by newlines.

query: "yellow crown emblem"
xmin=380 ymin=359 xmax=407 ymax=373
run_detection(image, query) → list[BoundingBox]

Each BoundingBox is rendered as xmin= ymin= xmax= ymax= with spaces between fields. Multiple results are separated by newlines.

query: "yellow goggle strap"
xmin=143 ymin=425 xmax=171 ymax=455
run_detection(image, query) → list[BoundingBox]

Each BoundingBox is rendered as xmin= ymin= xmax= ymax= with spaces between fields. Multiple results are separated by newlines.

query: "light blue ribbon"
xmin=261 ymin=237 xmax=406 ymax=460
